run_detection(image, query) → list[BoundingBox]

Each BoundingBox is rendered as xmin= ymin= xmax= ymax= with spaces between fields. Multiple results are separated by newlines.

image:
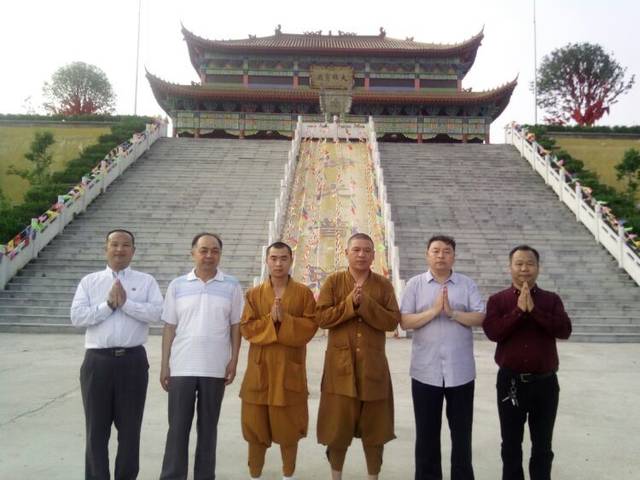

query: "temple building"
xmin=147 ymin=25 xmax=516 ymax=142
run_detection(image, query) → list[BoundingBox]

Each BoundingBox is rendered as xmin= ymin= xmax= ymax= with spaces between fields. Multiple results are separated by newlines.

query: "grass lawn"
xmin=554 ymin=136 xmax=640 ymax=199
xmin=0 ymin=124 xmax=110 ymax=204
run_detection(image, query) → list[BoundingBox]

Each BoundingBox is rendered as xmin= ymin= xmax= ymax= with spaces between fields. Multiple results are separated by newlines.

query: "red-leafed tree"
xmin=43 ymin=62 xmax=116 ymax=115
xmin=534 ymin=43 xmax=635 ymax=125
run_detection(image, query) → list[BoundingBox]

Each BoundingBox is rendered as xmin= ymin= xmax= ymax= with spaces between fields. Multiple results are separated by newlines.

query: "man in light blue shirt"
xmin=400 ymin=235 xmax=485 ymax=480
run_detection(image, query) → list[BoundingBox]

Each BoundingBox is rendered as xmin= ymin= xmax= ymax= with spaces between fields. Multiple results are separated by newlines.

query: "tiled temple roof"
xmin=182 ymin=26 xmax=484 ymax=56
xmin=147 ymin=71 xmax=516 ymax=116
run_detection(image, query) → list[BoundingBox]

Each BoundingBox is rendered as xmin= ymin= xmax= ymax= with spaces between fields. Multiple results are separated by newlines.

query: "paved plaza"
xmin=1 ymin=333 xmax=639 ymax=479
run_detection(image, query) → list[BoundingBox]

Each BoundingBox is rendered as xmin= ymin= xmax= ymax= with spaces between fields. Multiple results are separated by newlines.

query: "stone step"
xmin=0 ymin=138 xmax=290 ymax=329
xmin=381 ymin=143 xmax=640 ymax=342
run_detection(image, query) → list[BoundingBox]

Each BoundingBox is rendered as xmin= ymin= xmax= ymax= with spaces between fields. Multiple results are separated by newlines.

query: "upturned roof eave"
xmin=147 ymin=70 xmax=515 ymax=108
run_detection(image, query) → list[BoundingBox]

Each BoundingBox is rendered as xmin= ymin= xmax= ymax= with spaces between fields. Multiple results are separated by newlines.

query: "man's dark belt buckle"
xmin=519 ymin=373 xmax=532 ymax=383
xmin=114 ymin=348 xmax=126 ymax=357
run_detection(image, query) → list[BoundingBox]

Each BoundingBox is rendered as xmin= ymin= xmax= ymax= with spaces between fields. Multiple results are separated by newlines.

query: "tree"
xmin=7 ymin=131 xmax=56 ymax=185
xmin=43 ymin=62 xmax=116 ymax=115
xmin=534 ymin=43 xmax=635 ymax=125
xmin=615 ymin=148 xmax=640 ymax=200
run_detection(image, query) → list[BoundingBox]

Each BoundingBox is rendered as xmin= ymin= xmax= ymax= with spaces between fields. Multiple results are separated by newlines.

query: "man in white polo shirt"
xmin=159 ymin=232 xmax=243 ymax=480
xmin=71 ymin=229 xmax=163 ymax=480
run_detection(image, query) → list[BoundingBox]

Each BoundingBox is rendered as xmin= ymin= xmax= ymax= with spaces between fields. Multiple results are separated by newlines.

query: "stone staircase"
xmin=379 ymin=143 xmax=640 ymax=342
xmin=0 ymin=138 xmax=289 ymax=332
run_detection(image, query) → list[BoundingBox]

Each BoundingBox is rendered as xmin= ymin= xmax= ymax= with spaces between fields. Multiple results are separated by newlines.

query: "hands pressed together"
xmin=517 ymin=282 xmax=535 ymax=313
xmin=432 ymin=286 xmax=457 ymax=321
xmin=107 ymin=279 xmax=127 ymax=310
xmin=271 ymin=297 xmax=283 ymax=323
xmin=352 ymin=283 xmax=363 ymax=307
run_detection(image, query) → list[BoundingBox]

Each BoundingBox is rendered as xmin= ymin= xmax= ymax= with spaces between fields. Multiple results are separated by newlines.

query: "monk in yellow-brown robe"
xmin=316 ymin=233 xmax=400 ymax=480
xmin=239 ymin=241 xmax=317 ymax=479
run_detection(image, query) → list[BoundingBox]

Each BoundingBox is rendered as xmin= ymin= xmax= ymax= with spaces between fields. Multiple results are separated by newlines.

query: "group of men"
xmin=71 ymin=229 xmax=572 ymax=480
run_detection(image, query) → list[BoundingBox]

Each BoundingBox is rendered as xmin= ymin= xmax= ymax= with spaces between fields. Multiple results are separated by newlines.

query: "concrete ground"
xmin=0 ymin=334 xmax=639 ymax=480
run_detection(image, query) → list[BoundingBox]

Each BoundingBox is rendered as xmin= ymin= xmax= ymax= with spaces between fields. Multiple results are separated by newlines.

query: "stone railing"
xmin=365 ymin=117 xmax=405 ymax=299
xmin=0 ymin=120 xmax=167 ymax=290
xmin=505 ymin=123 xmax=640 ymax=286
xmin=255 ymin=118 xmax=303 ymax=284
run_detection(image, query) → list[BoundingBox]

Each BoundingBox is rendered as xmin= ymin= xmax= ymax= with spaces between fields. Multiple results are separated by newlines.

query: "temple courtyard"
xmin=0 ymin=333 xmax=638 ymax=479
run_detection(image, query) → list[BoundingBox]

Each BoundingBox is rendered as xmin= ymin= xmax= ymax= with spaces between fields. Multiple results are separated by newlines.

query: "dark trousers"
xmin=412 ymin=378 xmax=475 ymax=480
xmin=80 ymin=346 xmax=149 ymax=480
xmin=497 ymin=369 xmax=559 ymax=480
xmin=160 ymin=376 xmax=225 ymax=480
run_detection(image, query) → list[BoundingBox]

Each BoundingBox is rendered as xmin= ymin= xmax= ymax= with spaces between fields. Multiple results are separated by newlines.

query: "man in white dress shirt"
xmin=400 ymin=235 xmax=485 ymax=480
xmin=159 ymin=232 xmax=243 ymax=480
xmin=71 ymin=229 xmax=163 ymax=480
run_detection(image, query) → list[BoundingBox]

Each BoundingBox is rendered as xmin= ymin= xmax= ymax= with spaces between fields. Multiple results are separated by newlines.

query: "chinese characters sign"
xmin=310 ymin=66 xmax=354 ymax=90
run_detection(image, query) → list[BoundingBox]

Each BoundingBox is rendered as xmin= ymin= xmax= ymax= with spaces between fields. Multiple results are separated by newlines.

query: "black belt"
xmin=88 ymin=345 xmax=144 ymax=357
xmin=500 ymin=367 xmax=556 ymax=383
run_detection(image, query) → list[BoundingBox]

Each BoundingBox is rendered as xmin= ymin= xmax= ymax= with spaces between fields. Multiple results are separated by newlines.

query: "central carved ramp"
xmin=282 ymin=137 xmax=388 ymax=294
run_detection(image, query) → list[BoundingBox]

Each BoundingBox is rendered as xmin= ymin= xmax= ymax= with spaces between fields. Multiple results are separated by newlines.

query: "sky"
xmin=2 ymin=0 xmax=638 ymax=142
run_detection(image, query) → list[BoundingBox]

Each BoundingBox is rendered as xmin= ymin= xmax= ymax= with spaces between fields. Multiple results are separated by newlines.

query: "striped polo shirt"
xmin=162 ymin=269 xmax=244 ymax=377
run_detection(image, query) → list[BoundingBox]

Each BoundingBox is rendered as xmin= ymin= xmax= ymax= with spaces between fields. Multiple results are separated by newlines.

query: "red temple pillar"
xmin=293 ymin=74 xmax=299 ymax=87
xmin=364 ymin=76 xmax=370 ymax=90
xmin=457 ymin=79 xmax=462 ymax=91
xmin=243 ymin=74 xmax=249 ymax=87
xmin=485 ymin=124 xmax=491 ymax=144
xmin=417 ymin=133 xmax=423 ymax=143
xmin=415 ymin=78 xmax=420 ymax=90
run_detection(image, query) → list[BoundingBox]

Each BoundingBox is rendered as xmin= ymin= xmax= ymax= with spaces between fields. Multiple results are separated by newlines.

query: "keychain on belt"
xmin=501 ymin=378 xmax=518 ymax=407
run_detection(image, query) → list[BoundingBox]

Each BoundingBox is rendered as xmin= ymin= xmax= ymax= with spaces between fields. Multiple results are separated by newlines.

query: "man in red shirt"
xmin=483 ymin=245 xmax=571 ymax=480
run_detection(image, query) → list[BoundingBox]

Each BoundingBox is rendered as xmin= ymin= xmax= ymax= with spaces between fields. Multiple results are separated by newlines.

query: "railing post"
xmin=260 ymin=245 xmax=267 ymax=281
xmin=29 ymin=221 xmax=37 ymax=261
xmin=57 ymin=197 xmax=66 ymax=235
xmin=530 ymin=142 xmax=538 ymax=170
xmin=81 ymin=176 xmax=90 ymax=212
xmin=558 ymin=168 xmax=565 ymax=202
xmin=594 ymin=203 xmax=602 ymax=243
xmin=618 ymin=224 xmax=625 ymax=268
xmin=0 ymin=249 xmax=8 ymax=290
xmin=544 ymin=154 xmax=551 ymax=185
xmin=575 ymin=184 xmax=582 ymax=222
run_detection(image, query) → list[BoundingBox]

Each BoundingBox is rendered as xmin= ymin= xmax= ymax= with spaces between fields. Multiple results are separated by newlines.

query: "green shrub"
xmin=0 ymin=116 xmax=154 ymax=243
xmin=525 ymin=124 xmax=640 ymax=236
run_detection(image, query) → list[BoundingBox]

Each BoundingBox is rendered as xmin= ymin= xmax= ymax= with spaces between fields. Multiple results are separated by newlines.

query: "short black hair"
xmin=347 ymin=233 xmax=374 ymax=248
xmin=427 ymin=235 xmax=456 ymax=251
xmin=509 ymin=245 xmax=540 ymax=263
xmin=191 ymin=232 xmax=223 ymax=249
xmin=266 ymin=241 xmax=293 ymax=257
xmin=106 ymin=229 xmax=135 ymax=246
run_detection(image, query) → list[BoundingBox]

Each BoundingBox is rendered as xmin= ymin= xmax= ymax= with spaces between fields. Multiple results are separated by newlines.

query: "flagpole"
xmin=134 ymin=0 xmax=142 ymax=115
xmin=533 ymin=0 xmax=538 ymax=125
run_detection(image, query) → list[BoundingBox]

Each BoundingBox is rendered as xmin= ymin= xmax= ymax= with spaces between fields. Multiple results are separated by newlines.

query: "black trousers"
xmin=412 ymin=378 xmax=475 ymax=480
xmin=497 ymin=369 xmax=559 ymax=480
xmin=160 ymin=376 xmax=225 ymax=480
xmin=80 ymin=346 xmax=149 ymax=480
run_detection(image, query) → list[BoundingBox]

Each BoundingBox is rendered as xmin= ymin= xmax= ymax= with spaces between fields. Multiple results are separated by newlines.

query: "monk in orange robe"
xmin=316 ymin=233 xmax=400 ymax=480
xmin=239 ymin=241 xmax=317 ymax=480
